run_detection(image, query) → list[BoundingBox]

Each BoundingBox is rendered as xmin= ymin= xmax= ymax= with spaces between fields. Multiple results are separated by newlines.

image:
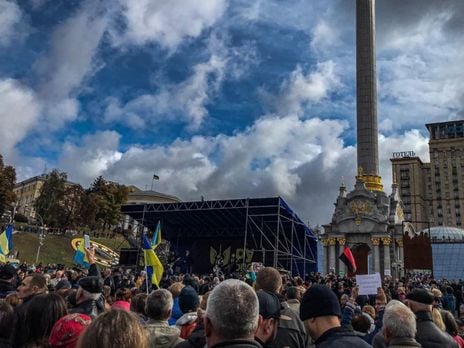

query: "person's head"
xmin=178 ymin=285 xmax=199 ymax=313
xmin=406 ymin=288 xmax=434 ymax=313
xmin=441 ymin=310 xmax=459 ymax=336
xmin=340 ymin=294 xmax=349 ymax=307
xmin=375 ymin=293 xmax=387 ymax=312
xmin=77 ymin=310 xmax=147 ymax=348
xmin=0 ymin=301 xmax=14 ymax=340
xmin=200 ymin=291 xmax=211 ymax=310
xmin=446 ymin=286 xmax=454 ymax=295
xmin=168 ymin=282 xmax=185 ymax=298
xmin=299 ymin=284 xmax=341 ymax=341
xmin=0 ymin=264 xmax=16 ymax=283
xmin=351 ymin=315 xmax=371 ymax=334
xmin=362 ymin=305 xmax=376 ymax=320
xmin=255 ymin=267 xmax=282 ymax=294
xmin=146 ymin=289 xmax=173 ymax=321
xmin=255 ymin=290 xmax=283 ymax=344
xmin=48 ymin=313 xmax=91 ymax=348
xmin=130 ymin=293 xmax=148 ymax=315
xmin=286 ymin=286 xmax=301 ymax=301
xmin=115 ymin=288 xmax=132 ymax=302
xmin=14 ymin=293 xmax=68 ymax=347
xmin=382 ymin=301 xmax=416 ymax=344
xmin=205 ymin=279 xmax=259 ymax=347
xmin=17 ymin=273 xmax=47 ymax=299
xmin=76 ymin=276 xmax=103 ymax=305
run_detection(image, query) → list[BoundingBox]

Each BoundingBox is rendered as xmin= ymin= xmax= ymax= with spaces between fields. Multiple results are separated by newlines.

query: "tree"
xmin=34 ymin=169 xmax=67 ymax=228
xmin=0 ymin=155 xmax=16 ymax=220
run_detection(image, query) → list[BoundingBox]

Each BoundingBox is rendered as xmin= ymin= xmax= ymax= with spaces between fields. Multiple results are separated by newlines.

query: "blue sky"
xmin=1 ymin=0 xmax=463 ymax=225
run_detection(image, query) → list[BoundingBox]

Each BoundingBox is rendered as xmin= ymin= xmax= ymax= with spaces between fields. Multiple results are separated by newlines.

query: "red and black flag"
xmin=339 ymin=246 xmax=357 ymax=274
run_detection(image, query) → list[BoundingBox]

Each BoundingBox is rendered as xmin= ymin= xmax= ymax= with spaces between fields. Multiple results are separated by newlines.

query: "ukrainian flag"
xmin=0 ymin=224 xmax=13 ymax=263
xmin=151 ymin=221 xmax=161 ymax=249
xmin=73 ymin=239 xmax=90 ymax=269
xmin=143 ymin=235 xmax=164 ymax=287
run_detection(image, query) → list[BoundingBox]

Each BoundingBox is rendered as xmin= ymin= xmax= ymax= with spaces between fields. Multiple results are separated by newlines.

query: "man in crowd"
xmin=300 ymin=284 xmax=371 ymax=347
xmin=255 ymin=290 xmax=287 ymax=347
xmin=382 ymin=301 xmax=421 ymax=347
xmin=255 ymin=267 xmax=307 ymax=348
xmin=285 ymin=287 xmax=301 ymax=313
xmin=17 ymin=273 xmax=47 ymax=302
xmin=0 ymin=264 xmax=17 ymax=298
xmin=145 ymin=289 xmax=183 ymax=348
xmin=204 ymin=278 xmax=261 ymax=348
xmin=405 ymin=288 xmax=458 ymax=348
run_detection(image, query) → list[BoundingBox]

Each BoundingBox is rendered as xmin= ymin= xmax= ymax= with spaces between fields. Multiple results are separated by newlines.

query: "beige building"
xmin=14 ymin=175 xmax=47 ymax=219
xmin=391 ymin=120 xmax=464 ymax=232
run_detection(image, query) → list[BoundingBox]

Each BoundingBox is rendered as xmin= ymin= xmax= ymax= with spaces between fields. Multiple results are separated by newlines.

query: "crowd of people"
xmin=0 ymin=246 xmax=464 ymax=348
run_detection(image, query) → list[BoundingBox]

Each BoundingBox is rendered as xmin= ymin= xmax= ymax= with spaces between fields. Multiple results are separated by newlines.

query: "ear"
xmin=204 ymin=316 xmax=213 ymax=337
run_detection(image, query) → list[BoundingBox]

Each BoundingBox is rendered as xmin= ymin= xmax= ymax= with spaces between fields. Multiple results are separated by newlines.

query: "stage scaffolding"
xmin=121 ymin=197 xmax=318 ymax=275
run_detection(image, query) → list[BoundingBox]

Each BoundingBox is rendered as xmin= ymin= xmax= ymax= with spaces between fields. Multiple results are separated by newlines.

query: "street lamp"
xmin=23 ymin=205 xmax=46 ymax=264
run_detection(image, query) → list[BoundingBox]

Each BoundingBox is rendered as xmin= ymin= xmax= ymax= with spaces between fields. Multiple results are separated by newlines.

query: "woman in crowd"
xmin=77 ymin=310 xmax=147 ymax=348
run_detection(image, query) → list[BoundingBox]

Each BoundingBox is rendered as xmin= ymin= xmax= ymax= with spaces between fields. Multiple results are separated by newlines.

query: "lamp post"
xmin=35 ymin=212 xmax=45 ymax=264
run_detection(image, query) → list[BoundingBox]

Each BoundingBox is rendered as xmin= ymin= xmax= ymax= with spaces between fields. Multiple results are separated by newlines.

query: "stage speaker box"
xmin=119 ymin=248 xmax=139 ymax=266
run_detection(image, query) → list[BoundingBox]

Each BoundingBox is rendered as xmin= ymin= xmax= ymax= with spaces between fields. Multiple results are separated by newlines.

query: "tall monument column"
xmin=356 ymin=0 xmax=382 ymax=191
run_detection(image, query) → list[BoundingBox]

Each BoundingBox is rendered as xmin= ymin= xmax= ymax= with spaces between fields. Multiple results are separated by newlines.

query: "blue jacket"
xmin=169 ymin=297 xmax=183 ymax=326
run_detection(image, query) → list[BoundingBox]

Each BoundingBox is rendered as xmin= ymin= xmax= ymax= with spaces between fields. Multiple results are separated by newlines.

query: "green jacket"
xmin=146 ymin=319 xmax=184 ymax=348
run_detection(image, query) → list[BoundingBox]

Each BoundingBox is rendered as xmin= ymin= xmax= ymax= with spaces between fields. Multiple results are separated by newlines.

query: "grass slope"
xmin=12 ymin=232 xmax=129 ymax=265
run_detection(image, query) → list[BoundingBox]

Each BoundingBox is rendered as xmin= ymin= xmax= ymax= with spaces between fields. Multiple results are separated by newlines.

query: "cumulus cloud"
xmin=34 ymin=1 xmax=108 ymax=129
xmin=59 ymin=131 xmax=122 ymax=181
xmin=113 ymin=0 xmax=228 ymax=49
xmin=0 ymin=79 xmax=42 ymax=159
xmin=0 ymin=0 xmax=22 ymax=46
xmin=267 ymin=61 xmax=341 ymax=115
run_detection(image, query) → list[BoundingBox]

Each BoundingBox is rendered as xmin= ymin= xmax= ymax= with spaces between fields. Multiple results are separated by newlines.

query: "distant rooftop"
xmin=426 ymin=120 xmax=464 ymax=141
xmin=423 ymin=226 xmax=464 ymax=242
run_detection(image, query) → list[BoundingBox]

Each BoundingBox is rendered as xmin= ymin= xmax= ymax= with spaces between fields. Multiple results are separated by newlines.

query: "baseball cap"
xmin=256 ymin=290 xmax=291 ymax=320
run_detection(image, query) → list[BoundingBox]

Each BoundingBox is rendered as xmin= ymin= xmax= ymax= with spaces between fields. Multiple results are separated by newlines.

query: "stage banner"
xmin=356 ymin=273 xmax=381 ymax=295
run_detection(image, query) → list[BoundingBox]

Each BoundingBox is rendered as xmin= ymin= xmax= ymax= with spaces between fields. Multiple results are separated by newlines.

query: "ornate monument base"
xmin=322 ymin=178 xmax=404 ymax=277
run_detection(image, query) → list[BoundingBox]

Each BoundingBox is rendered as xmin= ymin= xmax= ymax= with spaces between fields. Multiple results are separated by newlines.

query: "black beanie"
xmin=179 ymin=285 xmax=200 ymax=313
xmin=300 ymin=284 xmax=341 ymax=321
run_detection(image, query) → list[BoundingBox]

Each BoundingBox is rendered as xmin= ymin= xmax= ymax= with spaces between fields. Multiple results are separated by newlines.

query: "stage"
xmin=121 ymin=197 xmax=318 ymax=276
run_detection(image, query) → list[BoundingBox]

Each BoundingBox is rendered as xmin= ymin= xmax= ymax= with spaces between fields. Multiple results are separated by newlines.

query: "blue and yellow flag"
xmin=73 ymin=239 xmax=90 ymax=269
xmin=143 ymin=235 xmax=164 ymax=287
xmin=151 ymin=221 xmax=161 ymax=249
xmin=0 ymin=224 xmax=13 ymax=263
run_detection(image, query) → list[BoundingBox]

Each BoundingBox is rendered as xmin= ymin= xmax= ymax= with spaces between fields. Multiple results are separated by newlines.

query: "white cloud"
xmin=34 ymin=1 xmax=108 ymax=129
xmin=0 ymin=79 xmax=42 ymax=159
xmin=0 ymin=0 xmax=22 ymax=46
xmin=271 ymin=61 xmax=341 ymax=115
xmin=104 ymin=51 xmax=227 ymax=131
xmin=114 ymin=0 xmax=228 ymax=49
xmin=59 ymin=131 xmax=122 ymax=182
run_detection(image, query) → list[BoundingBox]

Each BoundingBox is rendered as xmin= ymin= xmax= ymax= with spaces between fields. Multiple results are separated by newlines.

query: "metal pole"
xmin=274 ymin=199 xmax=281 ymax=268
xmin=242 ymin=200 xmax=249 ymax=272
xmin=35 ymin=214 xmax=44 ymax=264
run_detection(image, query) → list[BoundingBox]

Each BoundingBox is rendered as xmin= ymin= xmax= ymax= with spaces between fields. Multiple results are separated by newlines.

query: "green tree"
xmin=34 ymin=169 xmax=67 ymax=227
xmin=0 ymin=154 xmax=16 ymax=219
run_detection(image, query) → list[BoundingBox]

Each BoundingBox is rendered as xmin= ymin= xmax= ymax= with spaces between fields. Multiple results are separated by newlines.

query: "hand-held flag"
xmin=151 ymin=221 xmax=161 ymax=248
xmin=339 ymin=246 xmax=357 ymax=274
xmin=143 ymin=235 xmax=164 ymax=287
xmin=0 ymin=224 xmax=14 ymax=262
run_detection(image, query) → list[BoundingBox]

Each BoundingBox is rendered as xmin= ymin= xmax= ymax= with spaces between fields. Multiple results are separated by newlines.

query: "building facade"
xmin=391 ymin=120 xmax=464 ymax=231
xmin=14 ymin=175 xmax=47 ymax=219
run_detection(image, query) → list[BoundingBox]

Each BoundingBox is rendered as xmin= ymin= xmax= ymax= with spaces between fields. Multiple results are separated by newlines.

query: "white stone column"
xmin=382 ymin=237 xmax=391 ymax=276
xmin=372 ymin=237 xmax=380 ymax=273
xmin=321 ymin=239 xmax=329 ymax=274
xmin=328 ymin=238 xmax=336 ymax=273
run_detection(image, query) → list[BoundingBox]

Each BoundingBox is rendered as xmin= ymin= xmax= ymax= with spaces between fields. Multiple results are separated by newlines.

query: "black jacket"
xmin=68 ymin=298 xmax=102 ymax=319
xmin=0 ymin=280 xmax=15 ymax=299
xmin=175 ymin=322 xmax=206 ymax=348
xmin=314 ymin=326 xmax=372 ymax=348
xmin=210 ymin=339 xmax=263 ymax=348
xmin=415 ymin=311 xmax=458 ymax=348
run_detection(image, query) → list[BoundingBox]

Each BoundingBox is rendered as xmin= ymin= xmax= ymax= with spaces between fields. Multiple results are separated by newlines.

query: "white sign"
xmin=356 ymin=273 xmax=381 ymax=295
xmin=384 ymin=269 xmax=391 ymax=276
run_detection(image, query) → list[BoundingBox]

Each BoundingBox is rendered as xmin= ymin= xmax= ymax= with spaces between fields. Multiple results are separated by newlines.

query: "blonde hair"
xmin=432 ymin=307 xmax=446 ymax=331
xmin=362 ymin=305 xmax=376 ymax=320
xmin=168 ymin=282 xmax=185 ymax=298
xmin=77 ymin=310 xmax=147 ymax=348
xmin=431 ymin=288 xmax=442 ymax=298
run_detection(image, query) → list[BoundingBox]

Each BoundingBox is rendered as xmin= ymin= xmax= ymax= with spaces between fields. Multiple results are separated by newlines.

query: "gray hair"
xmin=146 ymin=289 xmax=173 ymax=320
xmin=206 ymin=279 xmax=259 ymax=340
xmin=383 ymin=302 xmax=416 ymax=338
